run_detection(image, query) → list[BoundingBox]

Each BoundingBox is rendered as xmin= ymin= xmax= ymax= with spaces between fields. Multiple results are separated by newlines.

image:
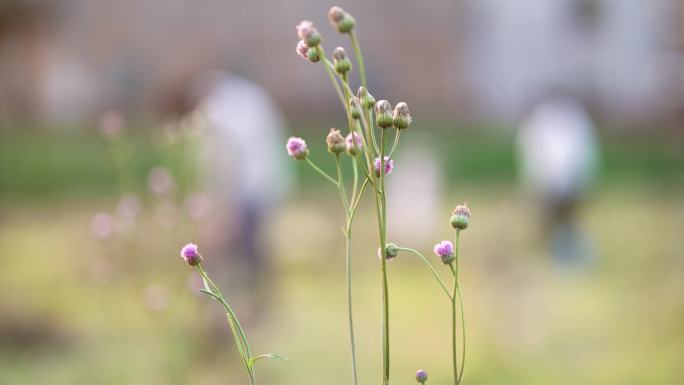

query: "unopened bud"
xmin=357 ymin=87 xmax=376 ymax=109
xmin=393 ymin=102 xmax=411 ymax=130
xmin=296 ymin=20 xmax=321 ymax=47
xmin=333 ymin=47 xmax=352 ymax=74
xmin=374 ymin=100 xmax=393 ymax=128
xmin=328 ymin=6 xmax=355 ymax=33
xmin=349 ymin=96 xmax=362 ymax=119
xmin=326 ymin=128 xmax=346 ymax=154
xmin=378 ymin=243 xmax=399 ymax=260
xmin=450 ymin=203 xmax=471 ymax=230
xmin=306 ymin=47 xmax=321 ymax=62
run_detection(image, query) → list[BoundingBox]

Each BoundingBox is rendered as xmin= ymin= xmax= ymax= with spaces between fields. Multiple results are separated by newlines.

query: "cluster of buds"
xmin=296 ymin=21 xmax=322 ymax=62
xmin=374 ymin=100 xmax=412 ymax=130
xmin=328 ymin=6 xmax=355 ymax=34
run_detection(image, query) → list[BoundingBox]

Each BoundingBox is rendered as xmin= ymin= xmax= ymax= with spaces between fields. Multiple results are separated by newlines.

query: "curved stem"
xmin=387 ymin=130 xmax=402 ymax=159
xmin=395 ymin=247 xmax=452 ymax=300
xmin=305 ymin=158 xmax=338 ymax=186
xmin=318 ymin=48 xmax=346 ymax=109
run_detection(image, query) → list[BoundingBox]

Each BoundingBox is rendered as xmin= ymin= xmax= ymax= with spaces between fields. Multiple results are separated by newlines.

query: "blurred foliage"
xmin=1 ymin=123 xmax=682 ymax=200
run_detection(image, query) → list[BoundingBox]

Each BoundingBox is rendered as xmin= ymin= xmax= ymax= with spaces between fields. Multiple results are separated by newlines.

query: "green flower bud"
xmin=392 ymin=102 xmax=411 ymax=130
xmin=326 ymin=128 xmax=346 ymax=154
xmin=328 ymin=6 xmax=355 ymax=33
xmin=378 ymin=242 xmax=399 ymax=260
xmin=357 ymin=87 xmax=376 ymax=110
xmin=374 ymin=100 xmax=393 ymax=129
xmin=349 ymin=96 xmax=362 ymax=119
xmin=333 ymin=47 xmax=352 ymax=75
xmin=307 ymin=47 xmax=321 ymax=63
xmin=450 ymin=203 xmax=471 ymax=230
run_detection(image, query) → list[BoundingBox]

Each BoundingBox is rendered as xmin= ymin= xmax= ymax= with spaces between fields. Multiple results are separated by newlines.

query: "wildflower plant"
xmin=289 ymin=7 xmax=471 ymax=385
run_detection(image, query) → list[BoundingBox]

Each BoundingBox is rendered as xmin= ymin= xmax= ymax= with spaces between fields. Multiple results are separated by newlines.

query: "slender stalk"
xmin=395 ymin=247 xmax=452 ymax=300
xmin=457 ymin=285 xmax=466 ymax=383
xmin=378 ymin=129 xmax=390 ymax=385
xmin=451 ymin=229 xmax=462 ymax=385
xmin=387 ymin=130 xmax=402 ymax=159
xmin=336 ymin=155 xmax=350 ymax=210
xmin=318 ymin=47 xmax=347 ymax=109
xmin=305 ymin=158 xmax=338 ymax=186
xmin=345 ymin=222 xmax=359 ymax=385
xmin=349 ymin=31 xmax=367 ymax=89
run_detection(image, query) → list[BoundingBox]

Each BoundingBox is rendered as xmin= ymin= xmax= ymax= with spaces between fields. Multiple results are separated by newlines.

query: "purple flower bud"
xmin=415 ymin=369 xmax=428 ymax=383
xmin=296 ymin=40 xmax=309 ymax=60
xmin=180 ymin=243 xmax=203 ymax=266
xmin=433 ymin=240 xmax=455 ymax=264
xmin=450 ymin=202 xmax=471 ymax=230
xmin=286 ymin=136 xmax=309 ymax=160
xmin=345 ymin=132 xmax=363 ymax=155
xmin=374 ymin=156 xmax=394 ymax=177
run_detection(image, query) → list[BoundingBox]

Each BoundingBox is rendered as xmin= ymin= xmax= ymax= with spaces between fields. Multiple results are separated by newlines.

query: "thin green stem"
xmin=336 ymin=155 xmax=350 ymax=211
xmin=345 ymin=222 xmax=359 ymax=385
xmin=395 ymin=247 xmax=452 ymax=300
xmin=319 ymin=48 xmax=346 ymax=109
xmin=349 ymin=31 xmax=367 ymax=89
xmin=350 ymin=157 xmax=359 ymax=205
xmin=305 ymin=158 xmax=338 ymax=186
xmin=387 ymin=130 xmax=402 ymax=159
xmin=379 ymin=129 xmax=390 ymax=385
xmin=451 ymin=229 xmax=461 ymax=385
xmin=457 ymin=285 xmax=466 ymax=383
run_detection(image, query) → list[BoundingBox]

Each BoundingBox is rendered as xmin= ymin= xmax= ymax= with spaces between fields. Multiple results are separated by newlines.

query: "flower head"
xmin=393 ymin=102 xmax=412 ymax=130
xmin=374 ymin=156 xmax=394 ymax=176
xmin=450 ymin=202 xmax=471 ymax=230
xmin=415 ymin=369 xmax=428 ymax=384
xmin=357 ymin=87 xmax=376 ymax=109
xmin=345 ymin=132 xmax=363 ymax=155
xmin=296 ymin=40 xmax=309 ymax=59
xmin=286 ymin=137 xmax=309 ymax=160
xmin=433 ymin=240 xmax=454 ymax=264
xmin=296 ymin=20 xmax=321 ymax=47
xmin=349 ymin=96 xmax=362 ymax=119
xmin=333 ymin=47 xmax=351 ymax=74
xmin=326 ymin=128 xmax=346 ymax=154
xmin=180 ymin=243 xmax=202 ymax=266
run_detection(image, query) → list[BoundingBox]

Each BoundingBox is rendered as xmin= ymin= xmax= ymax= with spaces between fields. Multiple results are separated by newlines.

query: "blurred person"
xmin=516 ymin=93 xmax=600 ymax=267
xmin=192 ymin=72 xmax=291 ymax=321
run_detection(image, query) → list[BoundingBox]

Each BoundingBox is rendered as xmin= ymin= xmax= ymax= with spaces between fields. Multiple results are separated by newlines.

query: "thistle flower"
xmin=450 ymin=202 xmax=471 ymax=230
xmin=357 ymin=87 xmax=376 ymax=109
xmin=326 ymin=128 xmax=346 ymax=154
xmin=393 ymin=102 xmax=411 ymax=130
xmin=374 ymin=156 xmax=394 ymax=176
xmin=415 ymin=370 xmax=429 ymax=384
xmin=333 ymin=47 xmax=352 ymax=74
xmin=345 ymin=132 xmax=363 ymax=155
xmin=377 ymin=243 xmax=399 ymax=260
xmin=286 ymin=137 xmax=309 ymax=160
xmin=433 ymin=240 xmax=455 ymax=264
xmin=349 ymin=96 xmax=362 ymax=119
xmin=296 ymin=20 xmax=321 ymax=47
xmin=328 ymin=6 xmax=355 ymax=33
xmin=180 ymin=243 xmax=202 ymax=266
xmin=374 ymin=100 xmax=393 ymax=128
xmin=296 ymin=40 xmax=309 ymax=60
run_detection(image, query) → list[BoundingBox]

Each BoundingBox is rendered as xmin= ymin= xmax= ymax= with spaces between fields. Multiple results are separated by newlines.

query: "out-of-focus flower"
xmin=433 ymin=240 xmax=454 ymax=264
xmin=374 ymin=156 xmax=394 ymax=176
xmin=91 ymin=212 xmax=115 ymax=240
xmin=117 ymin=193 xmax=141 ymax=221
xmin=296 ymin=40 xmax=309 ymax=60
xmin=180 ymin=243 xmax=202 ymax=266
xmin=345 ymin=132 xmax=363 ymax=156
xmin=184 ymin=192 xmax=211 ymax=221
xmin=296 ymin=20 xmax=321 ymax=47
xmin=286 ymin=137 xmax=309 ymax=160
xmin=328 ymin=6 xmax=355 ymax=33
xmin=99 ymin=110 xmax=124 ymax=137
xmin=415 ymin=369 xmax=428 ymax=384
xmin=147 ymin=167 xmax=175 ymax=197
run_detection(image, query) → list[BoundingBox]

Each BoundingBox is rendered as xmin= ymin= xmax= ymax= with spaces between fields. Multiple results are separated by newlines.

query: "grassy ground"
xmin=1 ymin=184 xmax=682 ymax=385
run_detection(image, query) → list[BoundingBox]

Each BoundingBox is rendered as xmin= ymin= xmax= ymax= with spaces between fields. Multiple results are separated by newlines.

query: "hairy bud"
xmin=326 ymin=128 xmax=346 ymax=154
xmin=433 ymin=240 xmax=455 ymax=264
xmin=378 ymin=243 xmax=399 ymax=260
xmin=180 ymin=243 xmax=203 ymax=266
xmin=374 ymin=100 xmax=393 ymax=128
xmin=306 ymin=47 xmax=321 ymax=62
xmin=415 ymin=370 xmax=428 ymax=384
xmin=393 ymin=102 xmax=411 ymax=130
xmin=328 ymin=6 xmax=355 ymax=33
xmin=286 ymin=137 xmax=309 ymax=160
xmin=333 ymin=47 xmax=352 ymax=74
xmin=357 ymin=87 xmax=376 ymax=109
xmin=349 ymin=96 xmax=362 ymax=119
xmin=450 ymin=203 xmax=471 ymax=230
xmin=296 ymin=20 xmax=321 ymax=47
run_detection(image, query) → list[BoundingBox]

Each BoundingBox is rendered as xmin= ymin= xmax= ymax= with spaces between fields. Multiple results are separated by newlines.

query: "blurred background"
xmin=1 ymin=0 xmax=683 ymax=384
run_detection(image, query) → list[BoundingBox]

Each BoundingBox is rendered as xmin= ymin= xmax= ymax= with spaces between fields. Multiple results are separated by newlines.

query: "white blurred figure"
xmin=516 ymin=95 xmax=600 ymax=267
xmin=194 ymin=72 xmax=291 ymax=314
